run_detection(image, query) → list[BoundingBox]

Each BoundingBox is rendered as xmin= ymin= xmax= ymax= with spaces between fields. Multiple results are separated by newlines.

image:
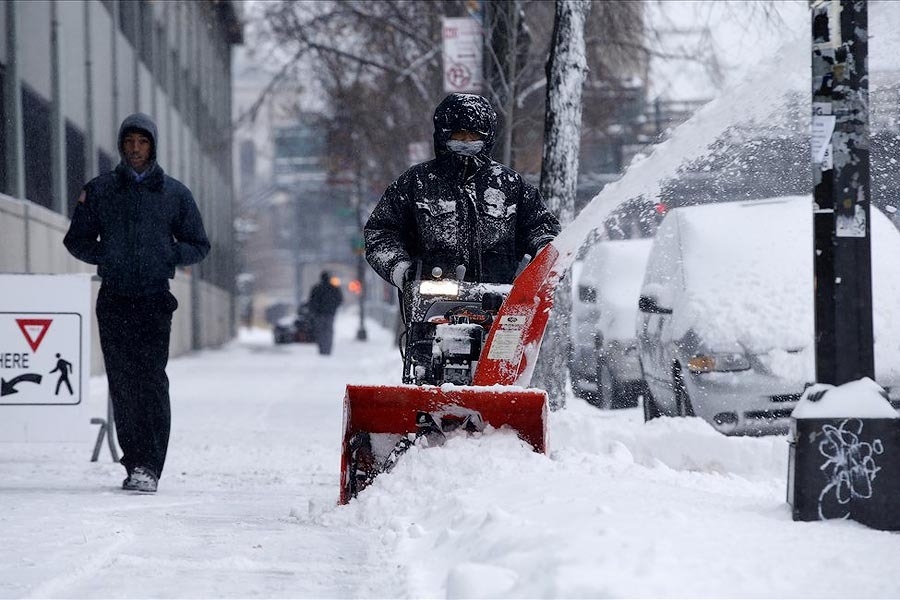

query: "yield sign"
xmin=16 ymin=318 xmax=53 ymax=352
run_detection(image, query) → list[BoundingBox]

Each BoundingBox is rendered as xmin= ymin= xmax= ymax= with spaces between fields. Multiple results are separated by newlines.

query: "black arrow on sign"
xmin=1 ymin=374 xmax=43 ymax=396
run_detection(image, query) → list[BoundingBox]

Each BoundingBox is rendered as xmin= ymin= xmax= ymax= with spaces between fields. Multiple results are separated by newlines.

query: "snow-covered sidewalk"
xmin=0 ymin=312 xmax=402 ymax=598
xmin=1 ymin=309 xmax=898 ymax=598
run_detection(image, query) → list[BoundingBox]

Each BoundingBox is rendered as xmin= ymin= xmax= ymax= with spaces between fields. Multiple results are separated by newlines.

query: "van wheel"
xmin=673 ymin=365 xmax=695 ymax=417
xmin=642 ymin=388 xmax=662 ymax=422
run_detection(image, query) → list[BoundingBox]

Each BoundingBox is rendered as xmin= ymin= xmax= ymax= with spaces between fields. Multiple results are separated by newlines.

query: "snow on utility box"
xmin=0 ymin=274 xmax=94 ymax=442
xmin=787 ymin=379 xmax=900 ymax=531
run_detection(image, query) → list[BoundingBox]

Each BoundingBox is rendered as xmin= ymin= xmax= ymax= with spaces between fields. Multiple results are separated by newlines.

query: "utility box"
xmin=788 ymin=381 xmax=900 ymax=531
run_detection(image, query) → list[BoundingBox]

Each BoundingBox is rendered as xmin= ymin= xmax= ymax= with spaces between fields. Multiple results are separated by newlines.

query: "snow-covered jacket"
xmin=64 ymin=113 xmax=210 ymax=296
xmin=364 ymin=93 xmax=560 ymax=285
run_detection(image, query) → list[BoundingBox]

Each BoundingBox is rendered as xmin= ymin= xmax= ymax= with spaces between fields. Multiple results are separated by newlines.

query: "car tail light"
xmin=687 ymin=353 xmax=750 ymax=373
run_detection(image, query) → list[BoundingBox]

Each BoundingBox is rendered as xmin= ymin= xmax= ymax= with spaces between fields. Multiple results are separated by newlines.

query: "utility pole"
xmin=810 ymin=0 xmax=873 ymax=385
xmin=354 ymin=170 xmax=368 ymax=341
xmin=788 ymin=0 xmax=900 ymax=532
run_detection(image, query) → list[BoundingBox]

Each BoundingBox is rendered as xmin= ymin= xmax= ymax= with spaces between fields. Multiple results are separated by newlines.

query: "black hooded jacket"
xmin=364 ymin=93 xmax=560 ymax=285
xmin=64 ymin=113 xmax=210 ymax=296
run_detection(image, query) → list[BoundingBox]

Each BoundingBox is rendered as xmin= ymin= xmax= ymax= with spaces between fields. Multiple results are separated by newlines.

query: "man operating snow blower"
xmin=365 ymin=93 xmax=560 ymax=387
xmin=338 ymin=95 xmax=560 ymax=502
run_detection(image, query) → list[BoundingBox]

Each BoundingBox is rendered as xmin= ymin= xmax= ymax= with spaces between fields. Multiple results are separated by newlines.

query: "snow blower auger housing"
xmin=340 ymin=249 xmax=566 ymax=504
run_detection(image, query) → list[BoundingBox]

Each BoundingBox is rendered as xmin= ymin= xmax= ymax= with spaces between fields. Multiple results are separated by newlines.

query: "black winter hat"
xmin=432 ymin=93 xmax=497 ymax=156
xmin=118 ymin=112 xmax=159 ymax=162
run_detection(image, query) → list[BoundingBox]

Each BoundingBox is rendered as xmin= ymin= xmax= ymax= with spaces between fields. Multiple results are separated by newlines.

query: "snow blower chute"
xmin=340 ymin=241 xmax=573 ymax=504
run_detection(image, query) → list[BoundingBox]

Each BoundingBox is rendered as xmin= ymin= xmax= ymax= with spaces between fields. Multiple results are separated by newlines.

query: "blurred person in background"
xmin=64 ymin=113 xmax=210 ymax=494
xmin=308 ymin=271 xmax=343 ymax=355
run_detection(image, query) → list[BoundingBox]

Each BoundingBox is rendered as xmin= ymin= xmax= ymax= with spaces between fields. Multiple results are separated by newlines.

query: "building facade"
xmin=0 ymin=0 xmax=242 ymax=367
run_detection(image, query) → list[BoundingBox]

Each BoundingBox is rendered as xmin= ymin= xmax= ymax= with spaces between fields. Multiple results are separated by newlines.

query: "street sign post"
xmin=0 ymin=274 xmax=95 ymax=442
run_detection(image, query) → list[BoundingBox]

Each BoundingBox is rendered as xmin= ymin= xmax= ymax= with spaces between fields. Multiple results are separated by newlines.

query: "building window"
xmin=22 ymin=86 xmax=52 ymax=209
xmin=65 ymin=122 xmax=86 ymax=217
xmin=118 ymin=0 xmax=138 ymax=47
xmin=98 ymin=150 xmax=114 ymax=175
xmin=239 ymin=139 xmax=256 ymax=193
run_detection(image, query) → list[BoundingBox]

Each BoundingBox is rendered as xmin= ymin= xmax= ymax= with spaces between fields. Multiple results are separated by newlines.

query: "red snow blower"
xmin=340 ymin=243 xmax=567 ymax=504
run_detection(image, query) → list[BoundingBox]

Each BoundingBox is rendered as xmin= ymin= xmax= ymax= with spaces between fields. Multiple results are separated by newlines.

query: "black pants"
xmin=312 ymin=313 xmax=336 ymax=355
xmin=96 ymin=287 xmax=177 ymax=478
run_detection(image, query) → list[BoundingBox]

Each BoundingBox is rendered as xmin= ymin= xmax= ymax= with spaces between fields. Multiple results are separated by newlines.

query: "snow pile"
xmin=793 ymin=377 xmax=899 ymax=419
xmin=329 ymin=396 xmax=900 ymax=598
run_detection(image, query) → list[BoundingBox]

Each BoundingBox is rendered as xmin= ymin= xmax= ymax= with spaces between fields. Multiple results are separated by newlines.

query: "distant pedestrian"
xmin=50 ymin=353 xmax=73 ymax=395
xmin=64 ymin=113 xmax=210 ymax=494
xmin=308 ymin=271 xmax=343 ymax=355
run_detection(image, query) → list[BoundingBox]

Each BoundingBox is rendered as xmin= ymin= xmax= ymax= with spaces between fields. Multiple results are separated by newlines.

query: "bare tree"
xmin=530 ymin=0 xmax=591 ymax=409
xmin=246 ymin=1 xmax=651 ymax=188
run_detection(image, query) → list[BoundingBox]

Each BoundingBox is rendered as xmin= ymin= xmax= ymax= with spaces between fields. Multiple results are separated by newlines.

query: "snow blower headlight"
xmin=419 ymin=280 xmax=460 ymax=297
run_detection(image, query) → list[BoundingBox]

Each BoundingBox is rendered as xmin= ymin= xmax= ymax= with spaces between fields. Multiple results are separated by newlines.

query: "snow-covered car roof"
xmin=653 ymin=196 xmax=900 ymax=378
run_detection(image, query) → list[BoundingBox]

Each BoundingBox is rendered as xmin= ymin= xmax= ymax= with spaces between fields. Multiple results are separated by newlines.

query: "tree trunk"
xmin=531 ymin=0 xmax=591 ymax=410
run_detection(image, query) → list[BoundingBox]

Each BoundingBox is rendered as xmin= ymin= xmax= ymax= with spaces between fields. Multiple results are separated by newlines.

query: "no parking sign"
xmin=0 ymin=274 xmax=94 ymax=442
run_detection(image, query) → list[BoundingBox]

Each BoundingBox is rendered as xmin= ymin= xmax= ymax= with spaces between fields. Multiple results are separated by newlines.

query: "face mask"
xmin=447 ymin=139 xmax=484 ymax=156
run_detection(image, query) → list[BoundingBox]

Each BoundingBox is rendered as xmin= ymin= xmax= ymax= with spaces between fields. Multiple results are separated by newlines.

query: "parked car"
xmin=637 ymin=195 xmax=900 ymax=435
xmin=570 ymin=238 xmax=653 ymax=408
xmin=273 ymin=303 xmax=315 ymax=345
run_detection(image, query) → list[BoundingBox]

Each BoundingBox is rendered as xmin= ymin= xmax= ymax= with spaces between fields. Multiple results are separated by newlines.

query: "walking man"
xmin=308 ymin=271 xmax=343 ymax=355
xmin=64 ymin=113 xmax=210 ymax=493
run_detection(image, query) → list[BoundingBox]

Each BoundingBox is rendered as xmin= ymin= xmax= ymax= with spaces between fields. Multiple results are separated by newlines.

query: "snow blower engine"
xmin=400 ymin=265 xmax=510 ymax=386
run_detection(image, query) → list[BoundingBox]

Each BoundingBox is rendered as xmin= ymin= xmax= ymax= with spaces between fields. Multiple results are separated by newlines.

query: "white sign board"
xmin=442 ymin=17 xmax=483 ymax=94
xmin=0 ymin=274 xmax=94 ymax=442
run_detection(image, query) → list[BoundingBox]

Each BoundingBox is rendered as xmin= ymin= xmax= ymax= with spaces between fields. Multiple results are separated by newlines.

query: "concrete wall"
xmin=0 ymin=192 xmax=232 ymax=375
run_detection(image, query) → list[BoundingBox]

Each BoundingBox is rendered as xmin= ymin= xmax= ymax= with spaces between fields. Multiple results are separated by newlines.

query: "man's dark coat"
xmin=364 ymin=93 xmax=560 ymax=285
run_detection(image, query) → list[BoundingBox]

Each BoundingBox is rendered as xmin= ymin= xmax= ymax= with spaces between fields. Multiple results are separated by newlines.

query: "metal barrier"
xmin=90 ymin=393 xmax=119 ymax=462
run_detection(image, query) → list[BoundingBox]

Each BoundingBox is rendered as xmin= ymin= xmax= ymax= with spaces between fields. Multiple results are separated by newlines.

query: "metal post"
xmin=810 ymin=0 xmax=874 ymax=385
xmin=50 ymin=0 xmax=68 ymax=214
xmin=787 ymin=0 xmax=899 ymax=531
xmin=133 ymin=0 xmax=140 ymax=110
xmin=355 ymin=174 xmax=368 ymax=341
xmin=83 ymin=0 xmax=97 ymax=179
xmin=110 ymin=0 xmax=120 ymax=140
xmin=4 ymin=0 xmax=25 ymax=199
